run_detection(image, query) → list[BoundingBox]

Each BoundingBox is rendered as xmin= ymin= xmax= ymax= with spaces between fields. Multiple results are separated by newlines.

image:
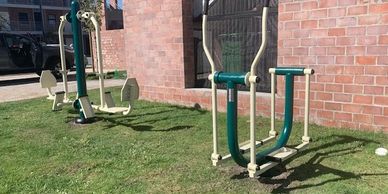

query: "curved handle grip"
xmin=203 ymin=0 xmax=210 ymax=15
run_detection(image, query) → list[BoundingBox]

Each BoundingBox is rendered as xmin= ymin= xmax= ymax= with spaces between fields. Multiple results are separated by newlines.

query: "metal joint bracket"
xmin=244 ymin=72 xmax=251 ymax=85
xmin=248 ymin=163 xmax=259 ymax=178
xmin=269 ymin=130 xmax=278 ymax=137
xmin=302 ymin=136 xmax=311 ymax=142
xmin=76 ymin=10 xmax=87 ymax=22
xmin=211 ymin=153 xmax=222 ymax=166
xmin=248 ymin=75 xmax=259 ymax=84
xmin=269 ymin=68 xmax=276 ymax=74
xmin=208 ymin=73 xmax=215 ymax=81
xmin=304 ymin=68 xmax=314 ymax=75
xmin=81 ymin=11 xmax=96 ymax=20
xmin=60 ymin=15 xmax=67 ymax=22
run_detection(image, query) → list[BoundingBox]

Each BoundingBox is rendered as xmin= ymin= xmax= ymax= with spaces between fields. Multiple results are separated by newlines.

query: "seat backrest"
xmin=40 ymin=70 xmax=57 ymax=88
xmin=121 ymin=78 xmax=140 ymax=102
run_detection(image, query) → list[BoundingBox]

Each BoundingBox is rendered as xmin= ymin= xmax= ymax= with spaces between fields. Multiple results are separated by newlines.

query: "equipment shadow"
xmin=98 ymin=116 xmax=193 ymax=132
xmin=230 ymin=135 xmax=385 ymax=193
xmin=89 ymin=104 xmax=205 ymax=132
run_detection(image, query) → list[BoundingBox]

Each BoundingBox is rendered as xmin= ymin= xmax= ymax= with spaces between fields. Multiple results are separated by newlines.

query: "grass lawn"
xmin=0 ymin=87 xmax=387 ymax=193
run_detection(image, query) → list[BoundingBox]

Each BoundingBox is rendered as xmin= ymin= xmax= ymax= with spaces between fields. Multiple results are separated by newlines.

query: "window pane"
xmin=18 ymin=13 xmax=29 ymax=25
xmin=48 ymin=14 xmax=56 ymax=25
xmin=105 ymin=0 xmax=124 ymax=30
xmin=195 ymin=0 xmax=278 ymax=92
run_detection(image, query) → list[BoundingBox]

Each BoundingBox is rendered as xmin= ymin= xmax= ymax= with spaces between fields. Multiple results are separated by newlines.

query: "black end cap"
xmin=203 ymin=0 xmax=210 ymax=15
xmin=264 ymin=0 xmax=270 ymax=7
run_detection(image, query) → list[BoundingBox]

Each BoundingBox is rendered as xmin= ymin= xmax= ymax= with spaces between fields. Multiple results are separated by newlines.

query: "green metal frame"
xmin=69 ymin=0 xmax=90 ymax=123
xmin=214 ymin=68 xmax=306 ymax=167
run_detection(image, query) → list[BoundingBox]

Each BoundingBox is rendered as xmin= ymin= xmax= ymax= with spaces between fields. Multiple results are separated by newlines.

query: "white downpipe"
xmin=58 ymin=16 xmax=69 ymax=101
xmin=89 ymin=14 xmax=106 ymax=108
xmin=202 ymin=15 xmax=219 ymax=164
xmin=248 ymin=7 xmax=269 ymax=176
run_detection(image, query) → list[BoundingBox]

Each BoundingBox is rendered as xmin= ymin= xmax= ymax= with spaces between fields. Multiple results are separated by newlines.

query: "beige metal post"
xmin=58 ymin=16 xmax=70 ymax=102
xmin=202 ymin=14 xmax=221 ymax=166
xmin=303 ymin=69 xmax=313 ymax=142
xmin=247 ymin=7 xmax=269 ymax=178
xmin=82 ymin=12 xmax=106 ymax=108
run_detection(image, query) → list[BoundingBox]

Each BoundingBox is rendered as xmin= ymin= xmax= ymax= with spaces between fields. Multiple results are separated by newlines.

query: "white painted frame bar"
xmin=303 ymin=69 xmax=313 ymax=142
xmin=247 ymin=6 xmax=269 ymax=178
xmin=202 ymin=14 xmax=221 ymax=166
xmin=58 ymin=15 xmax=71 ymax=103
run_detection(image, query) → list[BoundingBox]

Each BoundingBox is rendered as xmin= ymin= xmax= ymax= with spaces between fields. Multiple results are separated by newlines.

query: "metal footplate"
xmin=256 ymin=141 xmax=309 ymax=175
xmin=219 ymin=134 xmax=277 ymax=162
xmin=53 ymin=91 xmax=65 ymax=111
xmin=79 ymin=96 xmax=95 ymax=119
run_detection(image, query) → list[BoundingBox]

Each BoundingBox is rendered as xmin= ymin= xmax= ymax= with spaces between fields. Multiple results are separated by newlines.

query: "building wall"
xmin=121 ymin=0 xmax=272 ymax=117
xmin=98 ymin=0 xmax=388 ymax=132
xmin=278 ymin=0 xmax=388 ymax=131
xmin=90 ymin=1 xmax=125 ymax=70
xmin=2 ymin=3 xmax=69 ymax=36
xmin=97 ymin=29 xmax=125 ymax=70
xmin=8 ymin=7 xmax=34 ymax=30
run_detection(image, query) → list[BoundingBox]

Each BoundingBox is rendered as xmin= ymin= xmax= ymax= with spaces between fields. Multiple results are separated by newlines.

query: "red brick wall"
xmin=97 ymin=0 xmax=388 ymax=132
xmin=93 ymin=29 xmax=126 ymax=70
xmin=92 ymin=2 xmax=126 ymax=71
xmin=279 ymin=0 xmax=388 ymax=131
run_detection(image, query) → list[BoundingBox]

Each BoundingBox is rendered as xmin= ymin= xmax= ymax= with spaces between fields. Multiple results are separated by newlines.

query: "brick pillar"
xmin=123 ymin=0 xmax=190 ymax=101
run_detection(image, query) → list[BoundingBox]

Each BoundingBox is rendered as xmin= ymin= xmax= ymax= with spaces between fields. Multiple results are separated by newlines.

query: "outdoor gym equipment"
xmin=39 ymin=16 xmax=72 ymax=111
xmin=67 ymin=0 xmax=95 ymax=123
xmin=40 ymin=1 xmax=94 ymax=123
xmin=53 ymin=0 xmax=139 ymax=123
xmin=78 ymin=11 xmax=139 ymax=115
xmin=203 ymin=0 xmax=314 ymax=177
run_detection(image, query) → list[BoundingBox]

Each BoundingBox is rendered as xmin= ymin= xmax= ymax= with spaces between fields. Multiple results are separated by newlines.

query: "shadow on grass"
xmin=77 ymin=104 xmax=206 ymax=132
xmin=248 ymin=135 xmax=386 ymax=193
xmin=98 ymin=116 xmax=193 ymax=132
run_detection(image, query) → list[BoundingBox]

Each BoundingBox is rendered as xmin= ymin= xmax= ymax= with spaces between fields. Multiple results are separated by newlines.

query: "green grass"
xmin=0 ymin=87 xmax=387 ymax=193
xmin=87 ymin=70 xmax=127 ymax=80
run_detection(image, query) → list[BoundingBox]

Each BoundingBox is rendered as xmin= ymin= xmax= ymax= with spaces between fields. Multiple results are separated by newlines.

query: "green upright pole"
xmin=70 ymin=0 xmax=89 ymax=124
xmin=255 ymin=74 xmax=295 ymax=165
xmin=226 ymin=81 xmax=249 ymax=167
xmin=275 ymin=74 xmax=294 ymax=148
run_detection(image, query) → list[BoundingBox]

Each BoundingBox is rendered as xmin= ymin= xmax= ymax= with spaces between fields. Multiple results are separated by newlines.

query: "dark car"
xmin=0 ymin=32 xmax=75 ymax=78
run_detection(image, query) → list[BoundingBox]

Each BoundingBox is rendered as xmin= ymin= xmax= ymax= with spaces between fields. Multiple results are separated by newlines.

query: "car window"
xmin=4 ymin=35 xmax=31 ymax=48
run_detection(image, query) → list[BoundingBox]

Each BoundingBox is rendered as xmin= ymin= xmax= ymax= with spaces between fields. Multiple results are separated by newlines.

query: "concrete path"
xmin=0 ymin=73 xmax=124 ymax=103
